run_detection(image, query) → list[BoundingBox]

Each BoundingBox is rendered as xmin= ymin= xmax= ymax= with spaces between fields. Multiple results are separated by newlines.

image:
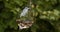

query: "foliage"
xmin=0 ymin=0 xmax=60 ymax=32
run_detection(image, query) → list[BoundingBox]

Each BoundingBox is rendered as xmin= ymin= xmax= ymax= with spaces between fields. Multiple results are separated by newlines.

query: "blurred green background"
xmin=0 ymin=0 xmax=60 ymax=32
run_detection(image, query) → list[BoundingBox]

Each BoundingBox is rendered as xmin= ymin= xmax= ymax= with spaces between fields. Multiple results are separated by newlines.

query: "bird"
xmin=20 ymin=7 xmax=30 ymax=17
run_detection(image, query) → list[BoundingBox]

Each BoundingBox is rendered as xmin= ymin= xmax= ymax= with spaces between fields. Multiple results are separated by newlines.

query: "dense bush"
xmin=0 ymin=0 xmax=60 ymax=32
